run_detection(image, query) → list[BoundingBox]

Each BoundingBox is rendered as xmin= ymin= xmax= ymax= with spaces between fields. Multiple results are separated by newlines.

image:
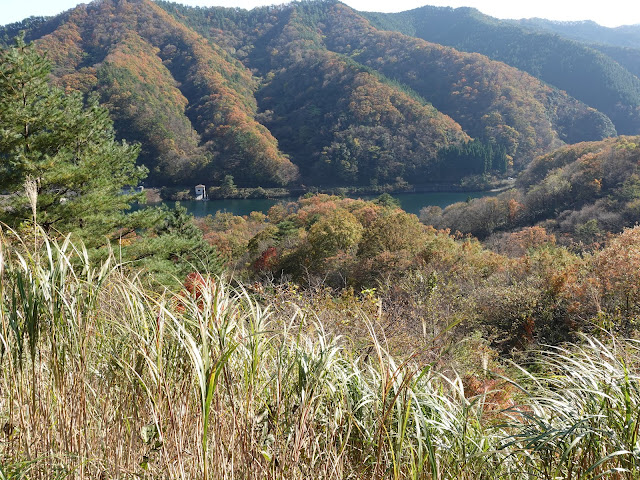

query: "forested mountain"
xmin=513 ymin=18 xmax=640 ymax=48
xmin=319 ymin=4 xmax=614 ymax=167
xmin=2 ymin=0 xmax=299 ymax=186
xmin=589 ymin=44 xmax=640 ymax=78
xmin=156 ymin=0 xmax=616 ymax=174
xmin=364 ymin=6 xmax=640 ymax=136
xmin=0 ymin=0 xmax=625 ymax=187
xmin=504 ymin=18 xmax=640 ymax=86
xmin=257 ymin=51 xmax=471 ymax=185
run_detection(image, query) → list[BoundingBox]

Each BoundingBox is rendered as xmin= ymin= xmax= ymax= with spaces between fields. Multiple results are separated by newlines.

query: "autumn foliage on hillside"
xmin=194 ymin=192 xmax=640 ymax=354
xmin=323 ymin=3 xmax=615 ymax=167
xmin=424 ymin=136 xmax=640 ymax=242
xmin=168 ymin=0 xmax=616 ymax=177
xmin=364 ymin=5 xmax=640 ymax=136
xmin=258 ymin=50 xmax=469 ymax=184
xmin=32 ymin=0 xmax=298 ymax=186
xmin=3 ymin=0 xmax=624 ymax=188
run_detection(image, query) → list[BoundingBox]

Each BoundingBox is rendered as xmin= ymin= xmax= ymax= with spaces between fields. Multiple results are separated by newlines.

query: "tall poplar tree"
xmin=0 ymin=34 xmax=146 ymax=241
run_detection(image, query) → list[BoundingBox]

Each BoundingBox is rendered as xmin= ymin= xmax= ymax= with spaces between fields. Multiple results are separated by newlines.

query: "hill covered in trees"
xmin=1 ymin=0 xmax=624 ymax=188
xmin=512 ymin=18 xmax=640 ymax=48
xmin=364 ymin=6 xmax=640 ymax=136
xmin=20 ymin=0 xmax=299 ymax=187
xmin=421 ymin=135 xmax=640 ymax=245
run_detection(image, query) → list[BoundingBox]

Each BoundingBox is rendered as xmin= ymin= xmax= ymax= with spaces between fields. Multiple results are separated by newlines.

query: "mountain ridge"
xmin=0 ymin=0 xmax=627 ymax=188
xmin=363 ymin=5 xmax=640 ymax=135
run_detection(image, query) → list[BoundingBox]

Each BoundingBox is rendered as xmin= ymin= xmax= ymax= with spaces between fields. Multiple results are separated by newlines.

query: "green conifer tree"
xmin=0 ymin=35 xmax=223 ymax=285
xmin=0 ymin=34 xmax=146 ymax=242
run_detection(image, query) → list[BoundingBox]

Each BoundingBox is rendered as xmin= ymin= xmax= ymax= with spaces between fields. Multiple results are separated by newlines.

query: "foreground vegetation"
xmin=2 ymin=227 xmax=640 ymax=479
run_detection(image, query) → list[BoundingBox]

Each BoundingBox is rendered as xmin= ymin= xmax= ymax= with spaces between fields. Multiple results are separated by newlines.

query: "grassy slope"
xmin=2 ymin=226 xmax=640 ymax=477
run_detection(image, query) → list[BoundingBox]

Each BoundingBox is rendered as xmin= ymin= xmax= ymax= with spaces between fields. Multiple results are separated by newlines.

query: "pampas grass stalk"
xmin=2 ymin=225 xmax=640 ymax=479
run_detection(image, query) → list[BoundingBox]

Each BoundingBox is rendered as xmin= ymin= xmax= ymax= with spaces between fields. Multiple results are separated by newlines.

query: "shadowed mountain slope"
xmin=364 ymin=6 xmax=640 ymax=136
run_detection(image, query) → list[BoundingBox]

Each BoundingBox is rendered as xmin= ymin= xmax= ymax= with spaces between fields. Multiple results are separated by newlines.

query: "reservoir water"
xmin=141 ymin=191 xmax=494 ymax=218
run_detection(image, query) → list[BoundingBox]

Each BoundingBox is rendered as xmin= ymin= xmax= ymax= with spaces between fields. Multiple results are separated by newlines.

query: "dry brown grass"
xmin=2 ymin=227 xmax=640 ymax=479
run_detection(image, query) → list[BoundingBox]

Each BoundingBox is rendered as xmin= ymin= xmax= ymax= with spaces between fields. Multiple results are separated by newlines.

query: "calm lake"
xmin=142 ymin=191 xmax=494 ymax=218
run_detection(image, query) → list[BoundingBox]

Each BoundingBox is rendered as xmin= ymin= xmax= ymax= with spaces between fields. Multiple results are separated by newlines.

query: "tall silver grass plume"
xmin=24 ymin=176 xmax=39 ymax=222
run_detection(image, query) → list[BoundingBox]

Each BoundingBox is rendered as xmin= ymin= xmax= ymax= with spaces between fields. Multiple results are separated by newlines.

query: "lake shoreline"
xmin=138 ymin=189 xmax=501 ymax=218
xmin=152 ymin=178 xmax=512 ymax=203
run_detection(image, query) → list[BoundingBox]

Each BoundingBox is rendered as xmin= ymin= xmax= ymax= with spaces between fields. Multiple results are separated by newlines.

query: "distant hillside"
xmin=590 ymin=44 xmax=640 ymax=78
xmin=513 ymin=18 xmax=640 ymax=49
xmin=0 ymin=0 xmax=623 ymax=188
xmin=321 ymin=3 xmax=614 ymax=167
xmin=364 ymin=6 xmax=640 ymax=136
xmin=257 ymin=50 xmax=471 ymax=185
xmin=509 ymin=20 xmax=640 ymax=83
xmin=160 ymin=0 xmax=615 ymax=170
xmin=423 ymin=136 xmax=640 ymax=242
